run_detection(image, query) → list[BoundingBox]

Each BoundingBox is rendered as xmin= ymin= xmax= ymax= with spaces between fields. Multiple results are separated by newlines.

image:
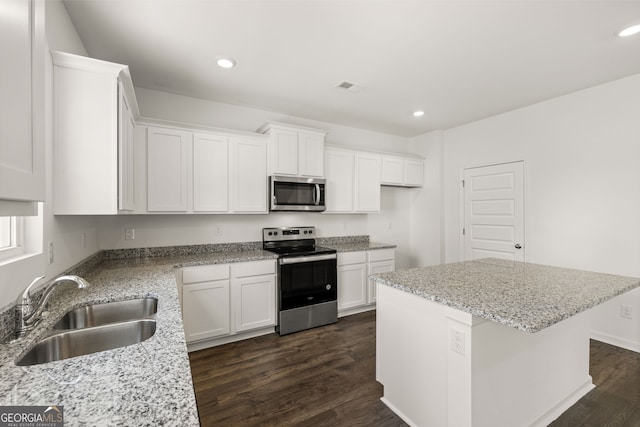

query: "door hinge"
xmin=461 ymin=179 xmax=465 ymax=188
xmin=462 ymin=227 xmax=466 ymax=236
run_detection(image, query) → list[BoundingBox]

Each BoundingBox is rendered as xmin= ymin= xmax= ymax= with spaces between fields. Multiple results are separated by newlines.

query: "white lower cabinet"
xmin=367 ymin=249 xmax=396 ymax=304
xmin=337 ymin=252 xmax=368 ymax=311
xmin=181 ymin=264 xmax=231 ymax=342
xmin=179 ymin=260 xmax=276 ymax=348
xmin=337 ymin=249 xmax=395 ymax=315
xmin=232 ymin=261 xmax=276 ymax=332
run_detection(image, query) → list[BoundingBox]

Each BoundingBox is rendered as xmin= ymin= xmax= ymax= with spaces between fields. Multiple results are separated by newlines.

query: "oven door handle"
xmin=279 ymin=253 xmax=337 ymax=265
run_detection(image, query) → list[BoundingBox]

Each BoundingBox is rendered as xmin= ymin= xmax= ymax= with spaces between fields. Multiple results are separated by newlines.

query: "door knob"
xmin=514 ymin=244 xmax=522 ymax=249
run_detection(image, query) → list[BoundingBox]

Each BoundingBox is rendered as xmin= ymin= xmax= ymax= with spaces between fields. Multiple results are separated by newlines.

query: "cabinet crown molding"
xmin=51 ymin=51 xmax=140 ymax=119
xmin=325 ymin=143 xmax=425 ymax=160
xmin=257 ymin=121 xmax=328 ymax=136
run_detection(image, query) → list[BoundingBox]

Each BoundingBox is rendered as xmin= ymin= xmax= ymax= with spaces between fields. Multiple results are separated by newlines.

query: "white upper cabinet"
xmin=298 ymin=131 xmax=325 ymax=177
xmin=147 ymin=127 xmax=190 ymax=212
xmin=404 ymin=158 xmax=424 ymax=187
xmin=354 ymin=152 xmax=381 ymax=212
xmin=230 ymin=136 xmax=268 ymax=213
xmin=118 ymin=81 xmax=136 ymax=211
xmin=324 ymin=148 xmax=354 ymax=213
xmin=0 ymin=0 xmax=45 ymax=211
xmin=193 ymin=133 xmax=229 ymax=212
xmin=381 ymin=155 xmax=424 ymax=187
xmin=259 ymin=122 xmax=326 ymax=177
xmin=142 ymin=125 xmax=267 ymax=214
xmin=324 ymin=147 xmax=380 ymax=213
xmin=52 ymin=51 xmax=139 ymax=215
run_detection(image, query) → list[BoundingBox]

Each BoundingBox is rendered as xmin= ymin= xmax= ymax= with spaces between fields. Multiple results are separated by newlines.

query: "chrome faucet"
xmin=15 ymin=275 xmax=90 ymax=335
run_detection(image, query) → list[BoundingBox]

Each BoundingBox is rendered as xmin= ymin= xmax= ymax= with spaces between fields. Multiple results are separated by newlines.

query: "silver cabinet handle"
xmin=515 ymin=244 xmax=522 ymax=249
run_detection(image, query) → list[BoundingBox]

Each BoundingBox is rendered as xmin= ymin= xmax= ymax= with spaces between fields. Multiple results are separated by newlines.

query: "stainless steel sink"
xmin=53 ymin=297 xmax=158 ymax=330
xmin=16 ymin=319 xmax=157 ymax=366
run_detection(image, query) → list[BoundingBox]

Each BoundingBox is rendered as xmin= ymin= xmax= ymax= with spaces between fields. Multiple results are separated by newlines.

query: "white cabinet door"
xmin=0 ymin=0 xmax=44 ymax=204
xmin=183 ymin=280 xmax=230 ymax=342
xmin=404 ymin=158 xmax=424 ymax=187
xmin=354 ymin=152 xmax=381 ymax=212
xmin=337 ymin=263 xmax=367 ymax=311
xmin=233 ymin=275 xmax=276 ymax=332
xmin=147 ymin=127 xmax=190 ymax=212
xmin=230 ymin=136 xmax=267 ymax=213
xmin=381 ymin=156 xmax=404 ymax=185
xmin=368 ymin=259 xmax=395 ymax=304
xmin=193 ymin=133 xmax=228 ymax=212
xmin=118 ymin=81 xmax=135 ymax=211
xmin=324 ymin=148 xmax=354 ymax=213
xmin=298 ymin=131 xmax=324 ymax=177
xmin=270 ymin=127 xmax=298 ymax=175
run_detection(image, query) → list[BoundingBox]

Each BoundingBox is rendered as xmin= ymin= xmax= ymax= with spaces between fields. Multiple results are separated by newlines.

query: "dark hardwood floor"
xmin=551 ymin=339 xmax=640 ymax=427
xmin=189 ymin=310 xmax=405 ymax=426
xmin=189 ymin=311 xmax=640 ymax=427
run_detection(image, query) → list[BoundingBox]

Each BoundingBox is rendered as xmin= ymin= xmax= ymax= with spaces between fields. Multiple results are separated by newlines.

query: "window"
xmin=0 ymin=216 xmax=24 ymax=260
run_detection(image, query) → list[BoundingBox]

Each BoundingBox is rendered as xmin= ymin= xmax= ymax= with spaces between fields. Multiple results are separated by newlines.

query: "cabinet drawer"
xmin=182 ymin=264 xmax=230 ymax=284
xmin=368 ymin=248 xmax=395 ymax=262
xmin=233 ymin=260 xmax=276 ymax=278
xmin=338 ymin=251 xmax=367 ymax=266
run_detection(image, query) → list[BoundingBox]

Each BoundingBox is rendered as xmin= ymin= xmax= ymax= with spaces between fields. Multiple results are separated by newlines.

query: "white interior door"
xmin=464 ymin=161 xmax=524 ymax=262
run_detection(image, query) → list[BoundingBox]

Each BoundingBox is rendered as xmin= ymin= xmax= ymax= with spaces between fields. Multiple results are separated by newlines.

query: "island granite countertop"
xmin=370 ymin=258 xmax=640 ymax=333
xmin=0 ymin=247 xmax=277 ymax=426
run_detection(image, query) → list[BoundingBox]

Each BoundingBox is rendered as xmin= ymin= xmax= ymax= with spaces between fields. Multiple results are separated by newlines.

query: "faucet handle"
xmin=19 ymin=275 xmax=46 ymax=306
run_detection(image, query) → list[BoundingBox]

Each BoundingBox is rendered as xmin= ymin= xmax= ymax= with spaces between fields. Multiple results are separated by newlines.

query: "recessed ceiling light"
xmin=618 ymin=24 xmax=640 ymax=37
xmin=216 ymin=57 xmax=236 ymax=69
xmin=413 ymin=110 xmax=425 ymax=117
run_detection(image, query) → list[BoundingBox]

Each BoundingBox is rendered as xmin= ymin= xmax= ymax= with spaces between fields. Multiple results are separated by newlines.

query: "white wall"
xmin=135 ymin=87 xmax=411 ymax=153
xmin=97 ymin=88 xmax=415 ymax=268
xmin=408 ymin=130 xmax=444 ymax=268
xmin=423 ymin=73 xmax=640 ymax=351
xmin=0 ymin=1 xmax=100 ymax=310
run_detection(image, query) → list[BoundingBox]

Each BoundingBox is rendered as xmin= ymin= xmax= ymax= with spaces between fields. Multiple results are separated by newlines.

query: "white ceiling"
xmin=62 ymin=0 xmax=640 ymax=138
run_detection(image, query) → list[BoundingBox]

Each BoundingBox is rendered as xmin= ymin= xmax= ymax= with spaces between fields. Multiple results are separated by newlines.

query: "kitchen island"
xmin=371 ymin=258 xmax=640 ymax=427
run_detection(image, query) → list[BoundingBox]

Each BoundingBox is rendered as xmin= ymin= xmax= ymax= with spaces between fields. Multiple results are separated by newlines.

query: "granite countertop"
xmin=370 ymin=258 xmax=640 ymax=333
xmin=0 ymin=248 xmax=277 ymax=426
xmin=314 ymin=235 xmax=396 ymax=253
xmin=325 ymin=242 xmax=396 ymax=252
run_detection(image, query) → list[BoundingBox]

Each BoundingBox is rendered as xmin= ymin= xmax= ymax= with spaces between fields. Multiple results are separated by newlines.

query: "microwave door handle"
xmin=314 ymin=184 xmax=320 ymax=206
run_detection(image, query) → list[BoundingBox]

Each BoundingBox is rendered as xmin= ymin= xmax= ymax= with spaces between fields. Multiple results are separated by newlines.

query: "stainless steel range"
xmin=262 ymin=226 xmax=338 ymax=335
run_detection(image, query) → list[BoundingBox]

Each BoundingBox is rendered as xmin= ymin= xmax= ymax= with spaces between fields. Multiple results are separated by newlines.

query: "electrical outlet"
xmin=621 ymin=305 xmax=633 ymax=320
xmin=450 ymin=329 xmax=466 ymax=356
xmin=214 ymin=226 xmax=222 ymax=236
xmin=125 ymin=228 xmax=135 ymax=240
xmin=48 ymin=242 xmax=54 ymax=264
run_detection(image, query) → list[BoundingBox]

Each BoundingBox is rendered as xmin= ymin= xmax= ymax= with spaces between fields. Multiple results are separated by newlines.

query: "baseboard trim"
xmin=590 ymin=331 xmax=640 ymax=354
xmin=528 ymin=378 xmax=594 ymax=427
xmin=187 ymin=327 xmax=275 ymax=352
xmin=380 ymin=397 xmax=419 ymax=427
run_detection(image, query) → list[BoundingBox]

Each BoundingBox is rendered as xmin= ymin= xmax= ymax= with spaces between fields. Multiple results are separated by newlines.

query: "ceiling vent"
xmin=336 ymin=81 xmax=366 ymax=93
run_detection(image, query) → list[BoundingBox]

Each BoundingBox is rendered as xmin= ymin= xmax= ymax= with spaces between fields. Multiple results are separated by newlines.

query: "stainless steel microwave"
xmin=270 ymin=175 xmax=326 ymax=212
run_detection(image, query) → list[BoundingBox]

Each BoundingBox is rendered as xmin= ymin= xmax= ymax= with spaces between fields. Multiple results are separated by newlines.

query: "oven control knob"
xmin=308 ymin=230 xmax=313 ymax=234
xmin=325 ymin=284 xmax=332 ymax=290
xmin=268 ymin=232 xmax=272 ymax=236
xmin=274 ymin=231 xmax=278 ymax=236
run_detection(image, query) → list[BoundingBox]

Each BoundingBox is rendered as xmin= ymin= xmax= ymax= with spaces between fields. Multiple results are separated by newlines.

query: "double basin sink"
xmin=17 ymin=297 xmax=158 ymax=366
